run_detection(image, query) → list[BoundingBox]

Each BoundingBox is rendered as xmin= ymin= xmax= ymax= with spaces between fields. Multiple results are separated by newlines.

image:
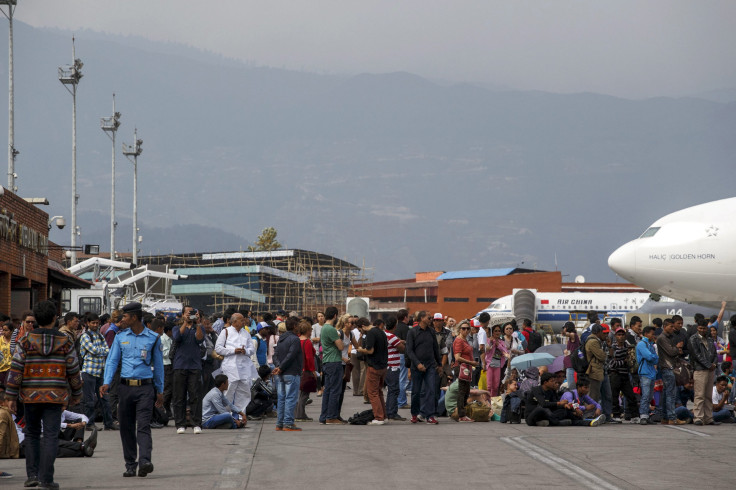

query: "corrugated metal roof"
xmin=437 ymin=268 xmax=516 ymax=280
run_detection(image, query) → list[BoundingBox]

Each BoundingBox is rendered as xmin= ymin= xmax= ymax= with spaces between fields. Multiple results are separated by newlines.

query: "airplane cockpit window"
xmin=639 ymin=227 xmax=660 ymax=238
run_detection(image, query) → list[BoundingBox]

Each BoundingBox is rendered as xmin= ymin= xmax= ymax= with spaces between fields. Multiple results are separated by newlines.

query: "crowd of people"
xmin=1 ymin=299 xmax=735 ymax=487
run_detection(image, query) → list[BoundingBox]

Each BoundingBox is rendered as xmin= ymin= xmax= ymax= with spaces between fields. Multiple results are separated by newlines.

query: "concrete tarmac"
xmin=1 ymin=391 xmax=732 ymax=489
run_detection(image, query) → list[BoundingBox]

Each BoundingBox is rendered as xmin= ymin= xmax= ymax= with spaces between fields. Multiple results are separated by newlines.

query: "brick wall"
xmin=0 ymin=190 xmax=50 ymax=315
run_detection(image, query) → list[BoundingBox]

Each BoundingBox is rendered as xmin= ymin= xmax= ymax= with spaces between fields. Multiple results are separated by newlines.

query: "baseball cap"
xmin=433 ymin=313 xmax=444 ymax=320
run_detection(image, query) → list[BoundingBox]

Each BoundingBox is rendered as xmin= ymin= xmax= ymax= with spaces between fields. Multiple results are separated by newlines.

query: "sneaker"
xmin=639 ymin=417 xmax=649 ymax=425
xmin=275 ymin=425 xmax=283 ymax=431
xmin=85 ymin=424 xmax=97 ymax=431
xmin=426 ymin=416 xmax=439 ymax=425
xmin=295 ymin=417 xmax=313 ymax=422
xmin=458 ymin=416 xmax=475 ymax=422
xmin=693 ymin=420 xmax=704 ymax=426
xmin=630 ymin=417 xmax=640 ymax=424
xmin=590 ymin=414 xmax=606 ymax=427
xmin=367 ymin=419 xmax=386 ymax=425
xmin=105 ymin=421 xmax=120 ymax=430
xmin=0 ymin=472 xmax=13 ymax=479
xmin=325 ymin=419 xmax=347 ymax=425
xmin=535 ymin=420 xmax=550 ymax=427
xmin=399 ymin=404 xmax=411 ymax=409
xmin=410 ymin=415 xmax=419 ymax=424
xmin=193 ymin=426 xmax=202 ymax=434
xmin=176 ymin=427 xmax=186 ymax=434
xmin=24 ymin=477 xmax=38 ymax=487
xmin=283 ymin=425 xmax=302 ymax=431
xmin=611 ymin=417 xmax=622 ymax=423
xmin=389 ymin=415 xmax=407 ymax=421
xmin=150 ymin=421 xmax=164 ymax=429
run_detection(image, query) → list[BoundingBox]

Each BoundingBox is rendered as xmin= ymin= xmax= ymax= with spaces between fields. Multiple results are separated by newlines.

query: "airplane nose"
xmin=608 ymin=241 xmax=637 ymax=281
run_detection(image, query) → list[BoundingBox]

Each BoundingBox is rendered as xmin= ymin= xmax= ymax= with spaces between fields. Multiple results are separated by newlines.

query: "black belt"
xmin=121 ymin=378 xmax=153 ymax=386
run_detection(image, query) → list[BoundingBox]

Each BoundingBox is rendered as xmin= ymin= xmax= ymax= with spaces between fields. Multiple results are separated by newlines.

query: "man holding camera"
xmin=172 ymin=306 xmax=205 ymax=434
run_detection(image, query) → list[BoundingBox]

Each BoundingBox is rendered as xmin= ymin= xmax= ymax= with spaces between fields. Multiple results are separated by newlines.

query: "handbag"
xmin=673 ymin=358 xmax=692 ymax=386
xmin=300 ymin=371 xmax=317 ymax=393
xmin=342 ymin=362 xmax=353 ymax=383
xmin=458 ymin=363 xmax=473 ymax=382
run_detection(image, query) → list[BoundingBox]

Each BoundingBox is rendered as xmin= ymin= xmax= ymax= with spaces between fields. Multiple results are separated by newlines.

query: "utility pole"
xmin=123 ymin=129 xmax=142 ymax=264
xmin=1 ymin=1 xmax=17 ymax=193
xmin=101 ymin=94 xmax=121 ymax=260
xmin=58 ymin=38 xmax=83 ymax=265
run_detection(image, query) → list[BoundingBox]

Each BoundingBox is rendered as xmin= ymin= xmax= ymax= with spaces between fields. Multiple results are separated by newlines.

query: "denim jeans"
xmin=639 ymin=376 xmax=655 ymax=418
xmin=320 ymin=362 xmax=343 ymax=423
xmin=82 ymin=372 xmax=113 ymax=428
xmin=275 ymin=374 xmax=300 ymax=426
xmin=202 ymin=412 xmax=237 ymax=429
xmin=24 ymin=403 xmax=62 ymax=484
xmin=659 ymin=368 xmax=676 ymax=421
xmin=385 ymin=368 xmax=400 ymax=418
xmin=398 ymin=354 xmax=409 ymax=406
xmin=410 ymin=366 xmax=438 ymax=418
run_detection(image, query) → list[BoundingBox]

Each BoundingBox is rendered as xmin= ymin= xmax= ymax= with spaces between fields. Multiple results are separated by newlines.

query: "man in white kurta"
xmin=215 ymin=313 xmax=257 ymax=413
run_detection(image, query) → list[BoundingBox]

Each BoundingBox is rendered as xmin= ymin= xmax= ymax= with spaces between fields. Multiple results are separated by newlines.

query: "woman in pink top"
xmin=485 ymin=324 xmax=510 ymax=396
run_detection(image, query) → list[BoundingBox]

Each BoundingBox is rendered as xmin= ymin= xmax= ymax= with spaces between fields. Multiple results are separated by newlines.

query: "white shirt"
xmin=477 ymin=328 xmax=488 ymax=349
xmin=60 ymin=409 xmax=88 ymax=429
xmin=351 ymin=329 xmax=361 ymax=355
xmin=713 ymin=386 xmax=725 ymax=405
xmin=311 ymin=323 xmax=323 ymax=352
xmin=215 ymin=326 xmax=257 ymax=382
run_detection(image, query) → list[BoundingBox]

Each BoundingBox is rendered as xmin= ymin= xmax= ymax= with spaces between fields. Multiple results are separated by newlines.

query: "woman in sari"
xmin=485 ymin=324 xmax=510 ymax=396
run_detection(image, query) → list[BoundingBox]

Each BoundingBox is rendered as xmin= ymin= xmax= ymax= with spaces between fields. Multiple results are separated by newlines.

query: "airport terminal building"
xmin=137 ymin=249 xmax=364 ymax=316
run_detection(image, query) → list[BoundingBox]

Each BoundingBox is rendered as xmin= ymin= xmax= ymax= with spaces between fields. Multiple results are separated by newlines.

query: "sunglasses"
xmin=460 ymin=327 xmax=470 ymax=330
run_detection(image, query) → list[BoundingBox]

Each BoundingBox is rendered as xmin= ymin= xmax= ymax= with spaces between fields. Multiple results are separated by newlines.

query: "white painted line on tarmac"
xmin=665 ymin=425 xmax=711 ymax=437
xmin=500 ymin=436 xmax=621 ymax=490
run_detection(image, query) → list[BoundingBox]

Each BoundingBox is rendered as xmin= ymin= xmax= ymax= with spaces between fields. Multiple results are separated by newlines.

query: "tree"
xmin=248 ymin=227 xmax=282 ymax=251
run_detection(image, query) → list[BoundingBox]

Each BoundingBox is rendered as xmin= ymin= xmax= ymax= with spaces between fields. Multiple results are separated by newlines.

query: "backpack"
xmin=570 ymin=343 xmax=589 ymax=374
xmin=347 ymin=409 xmax=374 ymax=425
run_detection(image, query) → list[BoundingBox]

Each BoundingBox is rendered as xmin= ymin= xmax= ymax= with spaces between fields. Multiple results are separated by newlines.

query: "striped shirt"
xmin=386 ymin=332 xmax=401 ymax=369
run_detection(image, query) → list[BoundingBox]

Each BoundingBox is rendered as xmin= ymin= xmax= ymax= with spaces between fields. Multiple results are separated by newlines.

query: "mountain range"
xmin=2 ymin=21 xmax=735 ymax=282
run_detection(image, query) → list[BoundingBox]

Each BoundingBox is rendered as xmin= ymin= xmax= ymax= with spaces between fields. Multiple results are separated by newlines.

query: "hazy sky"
xmin=13 ymin=1 xmax=736 ymax=98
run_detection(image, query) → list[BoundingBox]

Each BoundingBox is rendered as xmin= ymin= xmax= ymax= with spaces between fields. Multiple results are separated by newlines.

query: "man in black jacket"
xmin=405 ymin=311 xmax=442 ymax=424
xmin=688 ymin=320 xmax=718 ymax=426
xmin=273 ymin=317 xmax=303 ymax=431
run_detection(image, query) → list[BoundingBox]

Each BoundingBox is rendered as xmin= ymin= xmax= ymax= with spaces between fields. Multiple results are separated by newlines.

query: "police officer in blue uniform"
xmin=101 ymin=302 xmax=164 ymax=478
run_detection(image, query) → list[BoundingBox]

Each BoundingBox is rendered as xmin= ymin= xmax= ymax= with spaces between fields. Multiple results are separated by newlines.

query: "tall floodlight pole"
xmin=101 ymin=94 xmax=121 ymax=260
xmin=122 ymin=129 xmax=142 ymax=264
xmin=0 ymin=1 xmax=17 ymax=192
xmin=58 ymin=38 xmax=83 ymax=265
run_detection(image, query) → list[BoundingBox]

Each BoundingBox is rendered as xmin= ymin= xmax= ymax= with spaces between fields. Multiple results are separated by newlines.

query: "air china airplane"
xmin=477 ymin=291 xmax=651 ymax=333
xmin=608 ymin=197 xmax=736 ymax=310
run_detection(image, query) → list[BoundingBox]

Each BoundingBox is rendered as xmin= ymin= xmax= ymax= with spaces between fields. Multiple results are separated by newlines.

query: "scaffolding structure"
xmin=137 ymin=249 xmax=372 ymax=317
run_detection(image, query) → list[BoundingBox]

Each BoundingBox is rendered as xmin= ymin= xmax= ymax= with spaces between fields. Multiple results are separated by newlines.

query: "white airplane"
xmin=608 ymin=197 xmax=736 ymax=309
xmin=477 ymin=291 xmax=651 ymax=332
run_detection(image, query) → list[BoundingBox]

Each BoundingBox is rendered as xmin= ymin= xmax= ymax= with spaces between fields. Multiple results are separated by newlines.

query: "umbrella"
xmin=548 ymin=355 xmax=566 ymax=373
xmin=536 ymin=344 xmax=565 ymax=357
xmin=510 ymin=352 xmax=556 ymax=371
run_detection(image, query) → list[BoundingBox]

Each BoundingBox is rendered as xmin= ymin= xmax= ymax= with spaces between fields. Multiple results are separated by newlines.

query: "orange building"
xmin=352 ymin=268 xmax=563 ymax=321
